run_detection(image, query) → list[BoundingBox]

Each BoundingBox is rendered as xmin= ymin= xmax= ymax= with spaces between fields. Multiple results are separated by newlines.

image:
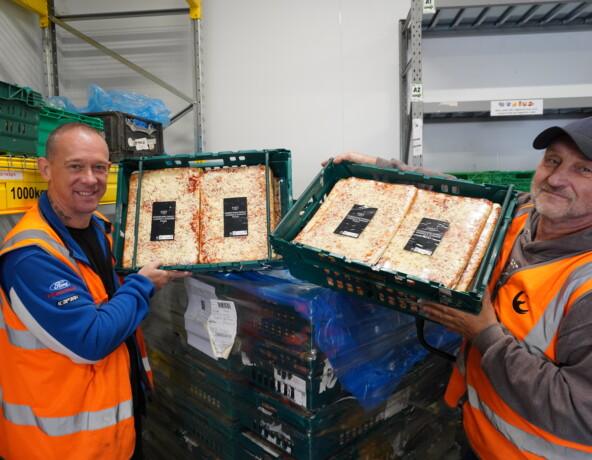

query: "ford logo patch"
xmin=50 ymin=280 xmax=71 ymax=291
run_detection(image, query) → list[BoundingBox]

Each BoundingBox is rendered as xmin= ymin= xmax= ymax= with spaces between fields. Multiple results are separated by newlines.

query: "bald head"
xmin=45 ymin=122 xmax=108 ymax=162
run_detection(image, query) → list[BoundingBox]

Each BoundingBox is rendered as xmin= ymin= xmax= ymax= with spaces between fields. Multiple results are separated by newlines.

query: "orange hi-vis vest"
xmin=0 ymin=203 xmax=151 ymax=460
xmin=445 ymin=204 xmax=592 ymax=459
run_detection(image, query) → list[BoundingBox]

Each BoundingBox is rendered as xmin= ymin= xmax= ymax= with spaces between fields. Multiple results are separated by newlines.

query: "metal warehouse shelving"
xmin=7 ymin=0 xmax=204 ymax=154
xmin=399 ymin=0 xmax=592 ymax=165
xmin=1 ymin=0 xmax=204 ymax=219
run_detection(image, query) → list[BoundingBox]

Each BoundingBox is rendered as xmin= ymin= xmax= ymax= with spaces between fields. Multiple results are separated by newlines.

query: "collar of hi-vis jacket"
xmin=37 ymin=191 xmax=112 ymax=269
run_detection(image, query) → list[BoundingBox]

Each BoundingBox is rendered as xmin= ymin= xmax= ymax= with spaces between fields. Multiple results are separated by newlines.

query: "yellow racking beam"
xmin=7 ymin=0 xmax=49 ymax=27
xmin=185 ymin=0 xmax=201 ymax=19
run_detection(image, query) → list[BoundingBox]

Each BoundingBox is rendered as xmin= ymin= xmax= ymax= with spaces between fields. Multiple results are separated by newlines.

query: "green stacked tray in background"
xmin=234 ymin=384 xmax=411 ymax=459
xmin=37 ymin=106 xmax=104 ymax=157
xmin=448 ymin=170 xmax=535 ymax=193
xmin=0 ymin=81 xmax=44 ymax=156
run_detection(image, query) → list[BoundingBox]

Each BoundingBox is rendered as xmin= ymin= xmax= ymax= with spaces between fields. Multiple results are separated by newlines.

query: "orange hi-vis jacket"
xmin=0 ymin=201 xmax=153 ymax=460
xmin=445 ymin=204 xmax=592 ymax=459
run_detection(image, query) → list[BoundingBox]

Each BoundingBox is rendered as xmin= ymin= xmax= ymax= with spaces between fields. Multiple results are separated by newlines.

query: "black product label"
xmin=150 ymin=201 xmax=176 ymax=241
xmin=404 ymin=217 xmax=450 ymax=256
xmin=224 ymin=197 xmax=248 ymax=237
xmin=334 ymin=204 xmax=378 ymax=238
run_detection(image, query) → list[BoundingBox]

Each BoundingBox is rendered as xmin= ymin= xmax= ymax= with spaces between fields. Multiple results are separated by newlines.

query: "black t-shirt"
xmin=67 ymin=224 xmax=116 ymax=296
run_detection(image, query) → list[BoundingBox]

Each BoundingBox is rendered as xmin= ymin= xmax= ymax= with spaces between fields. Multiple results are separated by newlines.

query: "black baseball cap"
xmin=533 ymin=116 xmax=592 ymax=160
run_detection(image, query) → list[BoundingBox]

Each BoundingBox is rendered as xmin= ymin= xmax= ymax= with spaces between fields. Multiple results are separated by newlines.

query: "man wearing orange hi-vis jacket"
xmin=327 ymin=116 xmax=592 ymax=459
xmin=0 ymin=123 xmax=190 ymax=460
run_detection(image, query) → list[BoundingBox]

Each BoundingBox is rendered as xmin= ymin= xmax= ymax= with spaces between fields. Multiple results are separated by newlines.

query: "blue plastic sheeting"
xmin=46 ymin=84 xmax=171 ymax=127
xmin=213 ymin=270 xmax=460 ymax=410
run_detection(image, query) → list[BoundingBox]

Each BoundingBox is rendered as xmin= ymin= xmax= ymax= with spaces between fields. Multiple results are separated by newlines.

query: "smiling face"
xmin=531 ymin=135 xmax=592 ymax=230
xmin=38 ymin=126 xmax=111 ymax=228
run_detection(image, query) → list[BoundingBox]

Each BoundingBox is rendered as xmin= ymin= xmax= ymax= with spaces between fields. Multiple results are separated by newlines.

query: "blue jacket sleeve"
xmin=0 ymin=247 xmax=154 ymax=363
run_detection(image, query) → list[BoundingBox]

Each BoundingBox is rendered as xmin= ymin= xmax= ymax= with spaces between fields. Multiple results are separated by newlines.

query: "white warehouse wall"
xmin=0 ymin=0 xmax=45 ymax=92
xmin=201 ymin=0 xmax=407 ymax=196
xmin=7 ymin=0 xmax=408 ymax=197
xmin=421 ymin=29 xmax=592 ymax=174
xmin=1 ymin=0 xmax=592 ymax=196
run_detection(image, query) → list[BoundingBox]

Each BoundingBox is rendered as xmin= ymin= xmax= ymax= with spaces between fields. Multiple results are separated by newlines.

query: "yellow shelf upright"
xmin=8 ymin=0 xmax=49 ymax=26
xmin=185 ymin=0 xmax=201 ymax=19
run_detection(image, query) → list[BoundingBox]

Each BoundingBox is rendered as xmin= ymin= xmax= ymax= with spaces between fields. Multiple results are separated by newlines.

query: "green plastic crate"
xmin=447 ymin=170 xmax=535 ymax=193
xmin=235 ymin=386 xmax=410 ymax=459
xmin=0 ymin=81 xmax=44 ymax=156
xmin=37 ymin=106 xmax=104 ymax=157
xmin=236 ymin=430 xmax=295 ymax=459
xmin=174 ymin=395 xmax=243 ymax=460
xmin=271 ymin=160 xmax=518 ymax=315
xmin=241 ymin=340 xmax=350 ymax=411
xmin=175 ymin=352 xmax=248 ymax=421
xmin=113 ymin=149 xmax=292 ymax=274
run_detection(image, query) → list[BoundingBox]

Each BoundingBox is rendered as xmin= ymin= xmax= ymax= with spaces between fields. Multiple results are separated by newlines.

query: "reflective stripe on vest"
xmin=1 ymin=228 xmax=82 ymax=278
xmin=8 ymin=286 xmax=94 ymax=364
xmin=445 ymin=205 xmax=592 ymax=457
xmin=142 ymin=356 xmax=151 ymax=372
xmin=524 ymin=262 xmax=592 ymax=356
xmin=0 ymin=204 xmax=136 ymax=459
xmin=5 ymin=321 xmax=45 ymax=350
xmin=0 ymin=387 xmax=133 ymax=436
xmin=466 ymin=384 xmax=591 ymax=459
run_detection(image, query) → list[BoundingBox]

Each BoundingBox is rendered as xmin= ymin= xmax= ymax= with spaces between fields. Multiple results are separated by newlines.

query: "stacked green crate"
xmin=234 ymin=384 xmax=411 ymax=459
xmin=447 ymin=170 xmax=535 ymax=192
xmin=0 ymin=81 xmax=44 ymax=156
xmin=141 ymin=272 xmax=462 ymax=459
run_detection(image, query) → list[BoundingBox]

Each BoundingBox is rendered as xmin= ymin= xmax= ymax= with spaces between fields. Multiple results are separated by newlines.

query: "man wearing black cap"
xmin=326 ymin=115 xmax=592 ymax=459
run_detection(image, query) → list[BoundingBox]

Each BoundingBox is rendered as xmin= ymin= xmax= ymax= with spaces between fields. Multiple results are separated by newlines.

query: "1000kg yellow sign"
xmin=6 ymin=182 xmax=48 ymax=209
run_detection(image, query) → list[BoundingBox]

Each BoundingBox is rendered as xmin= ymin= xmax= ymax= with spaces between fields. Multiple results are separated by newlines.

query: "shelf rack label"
xmin=0 ymin=170 xmax=24 ymax=180
xmin=411 ymin=83 xmax=424 ymax=102
xmin=422 ymin=0 xmax=436 ymax=14
xmin=491 ymin=99 xmax=543 ymax=117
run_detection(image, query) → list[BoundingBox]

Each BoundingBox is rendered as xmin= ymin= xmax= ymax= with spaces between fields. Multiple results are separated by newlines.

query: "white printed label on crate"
xmin=132 ymin=137 xmax=150 ymax=151
xmin=490 ymin=99 xmax=543 ymax=116
xmin=384 ymin=387 xmax=411 ymax=419
xmin=273 ymin=368 xmax=307 ymax=408
xmin=260 ymin=418 xmax=292 ymax=450
xmin=241 ymin=432 xmax=284 ymax=457
xmin=319 ymin=359 xmax=338 ymax=393
xmin=206 ymin=299 xmax=237 ymax=358
xmin=183 ymin=277 xmax=237 ymax=360
xmin=0 ymin=170 xmax=23 ymax=180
